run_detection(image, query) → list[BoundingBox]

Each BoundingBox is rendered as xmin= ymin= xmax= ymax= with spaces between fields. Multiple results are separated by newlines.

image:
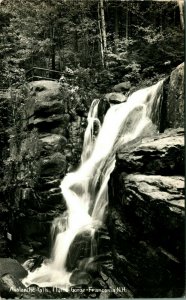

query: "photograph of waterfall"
xmin=0 ymin=0 xmax=184 ymax=299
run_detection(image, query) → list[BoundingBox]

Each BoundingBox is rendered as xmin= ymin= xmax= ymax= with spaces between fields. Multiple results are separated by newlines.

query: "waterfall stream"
xmin=23 ymin=80 xmax=163 ymax=289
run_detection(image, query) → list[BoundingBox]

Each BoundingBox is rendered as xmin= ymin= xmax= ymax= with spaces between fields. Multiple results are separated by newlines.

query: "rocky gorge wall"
xmin=1 ymin=80 xmax=88 ymax=258
xmin=108 ymin=63 xmax=184 ymax=297
xmin=0 ymin=63 xmax=184 ymax=298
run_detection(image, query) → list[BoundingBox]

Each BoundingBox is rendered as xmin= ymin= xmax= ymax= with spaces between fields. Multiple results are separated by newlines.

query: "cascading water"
xmin=23 ymin=80 xmax=163 ymax=289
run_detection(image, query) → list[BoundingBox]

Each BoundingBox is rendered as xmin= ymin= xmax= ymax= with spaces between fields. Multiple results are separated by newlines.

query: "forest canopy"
xmin=0 ymin=0 xmax=184 ymax=91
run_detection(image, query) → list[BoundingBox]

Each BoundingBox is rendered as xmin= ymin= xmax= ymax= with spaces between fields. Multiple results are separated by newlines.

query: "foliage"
xmin=0 ymin=0 xmax=184 ymax=91
xmin=2 ymin=87 xmax=41 ymax=216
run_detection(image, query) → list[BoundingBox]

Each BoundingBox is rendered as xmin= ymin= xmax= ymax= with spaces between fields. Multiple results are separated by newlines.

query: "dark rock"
xmin=98 ymin=99 xmax=110 ymax=123
xmin=70 ymin=270 xmax=92 ymax=285
xmin=38 ymin=178 xmax=61 ymax=191
xmin=92 ymin=277 xmax=108 ymax=289
xmin=40 ymin=152 xmax=67 ymax=177
xmin=108 ymin=173 xmax=184 ymax=297
xmin=40 ymin=188 xmax=63 ymax=206
xmin=40 ymin=134 xmax=67 ymax=154
xmin=32 ymin=114 xmax=70 ymax=130
xmin=78 ymin=257 xmax=99 ymax=277
xmin=35 ymin=100 xmax=65 ymax=117
xmin=0 ymin=258 xmax=28 ymax=279
xmin=94 ymin=228 xmax=111 ymax=256
xmin=66 ymin=231 xmax=92 ymax=271
xmin=23 ymin=255 xmax=45 ymax=272
xmin=167 ymin=63 xmax=184 ymax=128
xmin=0 ymin=273 xmax=25 ymax=298
xmin=100 ymin=267 xmax=133 ymax=298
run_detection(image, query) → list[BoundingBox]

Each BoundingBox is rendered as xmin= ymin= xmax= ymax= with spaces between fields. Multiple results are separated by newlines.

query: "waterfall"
xmin=23 ymin=80 xmax=163 ymax=289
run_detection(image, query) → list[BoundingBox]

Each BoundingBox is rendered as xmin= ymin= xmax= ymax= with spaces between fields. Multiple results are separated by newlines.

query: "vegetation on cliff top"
xmin=0 ymin=0 xmax=184 ymax=91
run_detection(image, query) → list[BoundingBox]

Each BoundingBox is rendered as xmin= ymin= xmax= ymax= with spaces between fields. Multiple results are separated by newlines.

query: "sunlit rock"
xmin=113 ymin=81 xmax=131 ymax=93
xmin=105 ymin=92 xmax=127 ymax=104
xmin=167 ymin=62 xmax=184 ymax=128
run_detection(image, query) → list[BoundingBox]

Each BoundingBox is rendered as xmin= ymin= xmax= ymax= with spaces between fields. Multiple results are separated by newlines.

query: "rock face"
xmin=1 ymin=63 xmax=184 ymax=298
xmin=166 ymin=62 xmax=184 ymax=128
xmin=4 ymin=80 xmax=87 ymax=257
xmin=117 ymin=128 xmax=184 ymax=175
xmin=108 ymin=128 xmax=185 ymax=298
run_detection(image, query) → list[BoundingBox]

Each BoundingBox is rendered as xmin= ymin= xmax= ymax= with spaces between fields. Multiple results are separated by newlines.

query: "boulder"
xmin=105 ymin=92 xmax=127 ymax=104
xmin=0 ymin=273 xmax=26 ymax=298
xmin=0 ymin=258 xmax=28 ymax=279
xmin=113 ymin=81 xmax=131 ymax=93
xmin=98 ymin=99 xmax=110 ymax=123
xmin=40 ymin=152 xmax=67 ymax=177
xmin=38 ymin=178 xmax=61 ymax=191
xmin=117 ymin=128 xmax=184 ymax=175
xmin=167 ymin=63 xmax=184 ymax=128
xmin=31 ymin=113 xmax=70 ymax=131
xmin=34 ymin=100 xmax=65 ymax=117
xmin=40 ymin=134 xmax=67 ymax=154
xmin=70 ymin=270 xmax=92 ymax=285
xmin=26 ymin=80 xmax=62 ymax=119
xmin=122 ymin=174 xmax=184 ymax=212
xmin=66 ymin=231 xmax=92 ymax=271
xmin=29 ymin=80 xmax=61 ymax=101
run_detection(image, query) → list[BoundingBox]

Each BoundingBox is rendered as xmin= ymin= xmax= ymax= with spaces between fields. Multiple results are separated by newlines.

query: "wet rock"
xmin=105 ymin=92 xmax=127 ymax=104
xmin=40 ymin=188 xmax=63 ymax=206
xmin=38 ymin=178 xmax=61 ymax=191
xmin=167 ymin=63 xmax=184 ymax=128
xmin=0 ymin=258 xmax=28 ymax=279
xmin=94 ymin=228 xmax=111 ymax=256
xmin=98 ymin=99 xmax=110 ymax=123
xmin=22 ymin=255 xmax=44 ymax=272
xmin=117 ymin=128 xmax=184 ymax=175
xmin=78 ymin=257 xmax=99 ymax=277
xmin=66 ymin=231 xmax=92 ymax=271
xmin=113 ymin=81 xmax=131 ymax=93
xmin=40 ymin=152 xmax=67 ymax=177
xmin=70 ymin=270 xmax=92 ymax=285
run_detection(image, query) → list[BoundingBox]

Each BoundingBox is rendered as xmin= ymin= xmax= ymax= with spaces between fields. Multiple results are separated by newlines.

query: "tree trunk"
xmin=114 ymin=5 xmax=119 ymax=53
xmin=100 ymin=0 xmax=107 ymax=52
xmin=177 ymin=0 xmax=184 ymax=30
xmin=126 ymin=1 xmax=129 ymax=42
xmin=51 ymin=44 xmax=55 ymax=71
xmin=115 ymin=5 xmax=119 ymax=39
xmin=98 ymin=2 xmax=105 ymax=67
xmin=51 ymin=27 xmax=55 ymax=70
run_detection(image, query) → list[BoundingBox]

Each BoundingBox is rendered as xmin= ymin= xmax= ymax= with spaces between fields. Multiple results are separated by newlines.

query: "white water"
xmin=23 ymin=80 xmax=163 ymax=289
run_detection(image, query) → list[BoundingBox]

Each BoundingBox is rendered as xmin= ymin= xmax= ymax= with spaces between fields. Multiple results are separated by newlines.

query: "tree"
xmin=98 ymin=0 xmax=107 ymax=67
xmin=177 ymin=0 xmax=184 ymax=30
